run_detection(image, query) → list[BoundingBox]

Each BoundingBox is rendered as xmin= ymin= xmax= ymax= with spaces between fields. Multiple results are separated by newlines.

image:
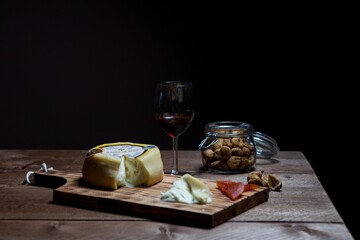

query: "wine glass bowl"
xmin=156 ymin=114 xmax=193 ymax=138
xmin=154 ymin=81 xmax=194 ymax=175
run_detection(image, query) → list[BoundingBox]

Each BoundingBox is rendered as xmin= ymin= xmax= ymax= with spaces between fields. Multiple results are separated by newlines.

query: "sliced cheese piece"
xmin=160 ymin=174 xmax=212 ymax=204
xmin=82 ymin=142 xmax=164 ymax=190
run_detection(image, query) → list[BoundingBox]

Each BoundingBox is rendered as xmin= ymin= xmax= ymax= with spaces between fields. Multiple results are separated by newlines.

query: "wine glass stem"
xmin=171 ymin=136 xmax=179 ymax=175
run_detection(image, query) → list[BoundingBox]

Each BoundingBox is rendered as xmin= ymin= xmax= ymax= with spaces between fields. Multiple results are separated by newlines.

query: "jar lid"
xmin=253 ymin=131 xmax=280 ymax=159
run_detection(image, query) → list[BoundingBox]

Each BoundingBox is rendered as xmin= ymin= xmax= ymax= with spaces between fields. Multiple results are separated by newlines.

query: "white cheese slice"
xmin=82 ymin=142 xmax=164 ymax=190
xmin=160 ymin=174 xmax=212 ymax=204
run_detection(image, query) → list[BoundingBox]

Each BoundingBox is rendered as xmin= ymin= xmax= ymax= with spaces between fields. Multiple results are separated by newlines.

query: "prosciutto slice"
xmin=216 ymin=180 xmax=245 ymax=201
xmin=216 ymin=180 xmax=259 ymax=201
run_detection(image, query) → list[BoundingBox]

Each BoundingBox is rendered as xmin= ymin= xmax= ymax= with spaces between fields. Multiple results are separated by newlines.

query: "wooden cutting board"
xmin=33 ymin=170 xmax=269 ymax=228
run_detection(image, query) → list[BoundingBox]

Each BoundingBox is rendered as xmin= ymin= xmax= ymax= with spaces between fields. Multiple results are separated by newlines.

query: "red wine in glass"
xmin=154 ymin=81 xmax=194 ymax=175
xmin=156 ymin=114 xmax=193 ymax=138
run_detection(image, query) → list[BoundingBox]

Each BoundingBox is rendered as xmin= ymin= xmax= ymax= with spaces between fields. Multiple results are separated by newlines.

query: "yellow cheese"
xmin=160 ymin=173 xmax=212 ymax=204
xmin=82 ymin=142 xmax=164 ymax=190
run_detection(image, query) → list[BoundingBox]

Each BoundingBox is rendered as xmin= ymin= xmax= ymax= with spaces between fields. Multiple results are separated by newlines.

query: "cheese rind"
xmin=82 ymin=142 xmax=164 ymax=190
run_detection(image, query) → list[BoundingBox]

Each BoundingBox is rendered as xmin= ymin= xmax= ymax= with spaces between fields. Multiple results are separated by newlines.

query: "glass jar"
xmin=198 ymin=121 xmax=279 ymax=173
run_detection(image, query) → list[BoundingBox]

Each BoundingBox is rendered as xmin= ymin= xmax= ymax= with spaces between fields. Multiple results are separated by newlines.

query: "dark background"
xmin=0 ymin=1 xmax=356 ymax=238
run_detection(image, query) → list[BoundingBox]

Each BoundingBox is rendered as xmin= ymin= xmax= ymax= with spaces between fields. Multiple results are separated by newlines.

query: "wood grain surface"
xmin=0 ymin=150 xmax=354 ymax=239
xmin=33 ymin=170 xmax=269 ymax=228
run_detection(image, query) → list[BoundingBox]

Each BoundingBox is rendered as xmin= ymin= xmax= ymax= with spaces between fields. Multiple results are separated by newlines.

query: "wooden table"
xmin=0 ymin=150 xmax=354 ymax=239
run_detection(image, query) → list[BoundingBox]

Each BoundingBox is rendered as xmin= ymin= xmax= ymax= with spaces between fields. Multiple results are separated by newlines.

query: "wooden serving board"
xmin=33 ymin=170 xmax=269 ymax=228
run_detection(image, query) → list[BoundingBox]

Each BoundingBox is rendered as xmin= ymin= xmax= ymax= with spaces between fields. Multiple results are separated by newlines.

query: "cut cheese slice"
xmin=82 ymin=142 xmax=164 ymax=190
xmin=160 ymin=174 xmax=212 ymax=204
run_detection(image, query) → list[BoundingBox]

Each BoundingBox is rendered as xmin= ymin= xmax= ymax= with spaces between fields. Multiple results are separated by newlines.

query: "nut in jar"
xmin=199 ymin=121 xmax=279 ymax=173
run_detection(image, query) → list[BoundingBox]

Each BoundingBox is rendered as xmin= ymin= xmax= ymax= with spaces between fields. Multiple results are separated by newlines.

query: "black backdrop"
xmin=0 ymin=1 xmax=356 ymax=238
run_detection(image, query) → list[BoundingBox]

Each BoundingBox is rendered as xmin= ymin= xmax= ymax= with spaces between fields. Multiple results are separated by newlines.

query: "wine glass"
xmin=154 ymin=81 xmax=195 ymax=175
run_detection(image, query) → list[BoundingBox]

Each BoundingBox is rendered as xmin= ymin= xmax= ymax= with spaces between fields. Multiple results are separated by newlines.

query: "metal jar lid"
xmin=198 ymin=121 xmax=279 ymax=159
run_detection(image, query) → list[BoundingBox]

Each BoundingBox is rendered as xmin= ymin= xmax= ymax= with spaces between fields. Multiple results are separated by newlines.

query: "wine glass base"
xmin=164 ymin=170 xmax=192 ymax=176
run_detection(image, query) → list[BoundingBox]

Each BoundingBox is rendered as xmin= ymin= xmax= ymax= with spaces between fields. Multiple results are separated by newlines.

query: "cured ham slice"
xmin=244 ymin=183 xmax=259 ymax=192
xmin=216 ymin=180 xmax=260 ymax=201
xmin=216 ymin=180 xmax=245 ymax=201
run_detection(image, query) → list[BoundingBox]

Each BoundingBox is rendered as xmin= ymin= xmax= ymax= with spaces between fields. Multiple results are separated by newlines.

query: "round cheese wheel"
xmin=82 ymin=142 xmax=164 ymax=190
